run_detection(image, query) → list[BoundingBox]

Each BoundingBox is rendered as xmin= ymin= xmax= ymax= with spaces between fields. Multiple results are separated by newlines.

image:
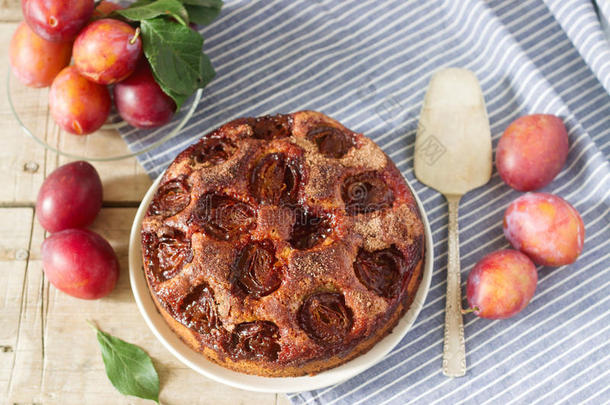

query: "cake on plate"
xmin=141 ymin=110 xmax=425 ymax=377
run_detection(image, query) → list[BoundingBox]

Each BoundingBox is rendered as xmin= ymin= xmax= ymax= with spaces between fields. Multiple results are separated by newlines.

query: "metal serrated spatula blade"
xmin=414 ymin=68 xmax=492 ymax=377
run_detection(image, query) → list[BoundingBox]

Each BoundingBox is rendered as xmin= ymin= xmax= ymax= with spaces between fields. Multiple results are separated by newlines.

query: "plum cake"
xmin=141 ymin=110 xmax=425 ymax=377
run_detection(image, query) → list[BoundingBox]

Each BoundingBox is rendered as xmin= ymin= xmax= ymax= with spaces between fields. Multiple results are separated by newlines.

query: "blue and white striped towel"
xmin=121 ymin=1 xmax=610 ymax=403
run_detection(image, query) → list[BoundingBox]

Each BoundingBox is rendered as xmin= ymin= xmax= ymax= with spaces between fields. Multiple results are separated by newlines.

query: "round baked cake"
xmin=141 ymin=110 xmax=425 ymax=377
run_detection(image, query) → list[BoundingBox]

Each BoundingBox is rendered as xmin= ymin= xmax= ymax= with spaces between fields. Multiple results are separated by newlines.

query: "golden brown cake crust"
xmin=141 ymin=111 xmax=425 ymax=377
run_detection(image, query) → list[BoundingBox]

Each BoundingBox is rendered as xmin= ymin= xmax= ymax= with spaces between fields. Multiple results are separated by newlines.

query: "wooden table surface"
xmin=0 ymin=9 xmax=292 ymax=405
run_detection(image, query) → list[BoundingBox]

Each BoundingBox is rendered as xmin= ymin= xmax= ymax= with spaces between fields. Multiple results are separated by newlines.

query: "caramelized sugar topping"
xmin=249 ymin=153 xmax=301 ymax=205
xmin=142 ymin=229 xmax=193 ymax=282
xmin=341 ymin=171 xmax=394 ymax=215
xmin=354 ymin=245 xmax=405 ymax=298
xmin=307 ymin=126 xmax=355 ymax=158
xmin=231 ymin=240 xmax=282 ymax=298
xmin=189 ymin=194 xmax=256 ymax=241
xmin=191 ymin=136 xmax=237 ymax=166
xmin=178 ymin=283 xmax=223 ymax=336
xmin=148 ymin=176 xmax=191 ymax=217
xmin=228 ymin=321 xmax=281 ymax=361
xmin=289 ymin=208 xmax=333 ymax=250
xmin=249 ymin=115 xmax=292 ymax=140
xmin=298 ymin=292 xmax=353 ymax=345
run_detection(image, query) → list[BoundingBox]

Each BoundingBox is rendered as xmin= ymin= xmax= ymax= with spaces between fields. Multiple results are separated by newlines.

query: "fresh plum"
xmin=49 ymin=66 xmax=111 ymax=135
xmin=504 ymin=193 xmax=585 ymax=266
xmin=9 ymin=22 xmax=71 ymax=88
xmin=466 ymin=250 xmax=537 ymax=319
xmin=73 ymin=18 xmax=142 ymax=85
xmin=496 ymin=114 xmax=569 ymax=191
xmin=41 ymin=229 xmax=119 ymax=300
xmin=36 ymin=161 xmax=102 ymax=233
xmin=92 ymin=1 xmax=123 ymax=19
xmin=113 ymin=62 xmax=176 ymax=128
xmin=22 ymin=0 xmax=94 ymax=42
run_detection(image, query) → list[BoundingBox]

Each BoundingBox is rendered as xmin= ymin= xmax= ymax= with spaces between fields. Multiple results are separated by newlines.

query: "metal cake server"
xmin=414 ymin=68 xmax=492 ymax=377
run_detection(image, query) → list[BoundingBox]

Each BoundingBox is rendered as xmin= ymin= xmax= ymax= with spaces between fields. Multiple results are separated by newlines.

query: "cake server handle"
xmin=442 ymin=194 xmax=467 ymax=377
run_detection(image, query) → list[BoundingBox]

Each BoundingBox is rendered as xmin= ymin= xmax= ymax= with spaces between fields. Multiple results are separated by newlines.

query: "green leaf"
xmin=141 ymin=18 xmax=204 ymax=96
xmin=179 ymin=0 xmax=222 ymax=7
xmin=90 ymin=322 xmax=160 ymax=403
xmin=118 ymin=0 xmax=190 ymax=26
xmin=151 ymin=55 xmax=213 ymax=110
xmin=185 ymin=4 xmax=221 ymax=25
xmin=156 ymin=80 xmax=191 ymax=110
xmin=198 ymin=52 xmax=216 ymax=88
xmin=129 ymin=0 xmax=155 ymax=7
xmin=119 ymin=0 xmax=221 ymax=110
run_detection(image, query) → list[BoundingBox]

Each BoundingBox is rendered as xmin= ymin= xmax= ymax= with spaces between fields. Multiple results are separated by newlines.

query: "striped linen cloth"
xmin=597 ymin=0 xmax=610 ymax=40
xmin=120 ymin=1 xmax=610 ymax=404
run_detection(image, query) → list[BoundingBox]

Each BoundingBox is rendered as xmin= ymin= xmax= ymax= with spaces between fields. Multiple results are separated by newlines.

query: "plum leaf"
xmin=117 ymin=0 xmax=190 ymax=26
xmin=115 ymin=0 xmax=221 ymax=110
xmin=140 ymin=18 xmax=217 ymax=109
xmin=179 ymin=0 xmax=223 ymax=25
xmin=89 ymin=321 xmax=160 ymax=403
xmin=181 ymin=0 xmax=223 ymax=26
xmin=186 ymin=5 xmax=221 ymax=26
xmin=141 ymin=18 xmax=202 ymax=95
xmin=199 ymin=52 xmax=216 ymax=89
xmin=179 ymin=0 xmax=223 ymax=7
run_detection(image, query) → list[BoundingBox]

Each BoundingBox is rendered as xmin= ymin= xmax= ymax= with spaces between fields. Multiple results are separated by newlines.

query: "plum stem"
xmin=461 ymin=306 xmax=479 ymax=315
xmin=129 ymin=27 xmax=141 ymax=45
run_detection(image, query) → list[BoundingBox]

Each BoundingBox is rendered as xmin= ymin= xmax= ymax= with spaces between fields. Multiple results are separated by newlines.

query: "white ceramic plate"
xmin=129 ymin=175 xmax=433 ymax=393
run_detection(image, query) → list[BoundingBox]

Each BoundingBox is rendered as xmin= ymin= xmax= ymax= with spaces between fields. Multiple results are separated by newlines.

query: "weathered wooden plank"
xmin=6 ymin=211 xmax=47 ymax=404
xmin=0 ymin=0 xmax=21 ymax=22
xmin=0 ymin=208 xmax=35 ymax=400
xmin=277 ymin=394 xmax=293 ymax=405
xmin=37 ymin=208 xmax=277 ymax=404
xmin=44 ymin=129 xmax=153 ymax=204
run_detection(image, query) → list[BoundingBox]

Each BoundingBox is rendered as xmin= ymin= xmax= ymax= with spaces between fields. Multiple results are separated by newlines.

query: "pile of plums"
xmin=37 ymin=161 xmax=119 ymax=300
xmin=466 ymin=114 xmax=585 ymax=319
xmin=10 ymin=0 xmax=176 ymax=134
